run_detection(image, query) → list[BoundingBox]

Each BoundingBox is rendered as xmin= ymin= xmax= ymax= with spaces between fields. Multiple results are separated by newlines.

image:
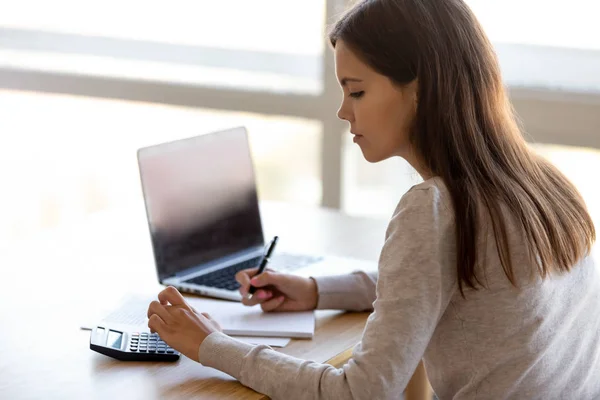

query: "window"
xmin=3 ymin=0 xmax=599 ymax=226
xmin=466 ymin=0 xmax=600 ymax=92
xmin=343 ymin=137 xmax=600 ymax=222
xmin=342 ymin=134 xmax=422 ymax=218
xmin=0 ymin=0 xmax=326 ymax=93
xmin=0 ymin=89 xmax=321 ymax=241
xmin=467 ymin=0 xmax=599 ymax=50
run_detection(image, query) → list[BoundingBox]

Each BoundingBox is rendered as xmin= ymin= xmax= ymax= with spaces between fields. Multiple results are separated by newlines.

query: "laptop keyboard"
xmin=271 ymin=253 xmax=324 ymax=272
xmin=185 ymin=256 xmax=260 ymax=291
xmin=183 ymin=253 xmax=324 ymax=291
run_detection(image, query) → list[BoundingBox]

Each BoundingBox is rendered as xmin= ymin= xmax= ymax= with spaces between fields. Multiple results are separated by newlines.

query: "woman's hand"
xmin=235 ymin=268 xmax=319 ymax=312
xmin=146 ymin=286 xmax=222 ymax=362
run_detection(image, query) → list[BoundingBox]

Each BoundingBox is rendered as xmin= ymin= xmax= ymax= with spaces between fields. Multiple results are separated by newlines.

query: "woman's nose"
xmin=337 ymin=104 xmax=352 ymax=122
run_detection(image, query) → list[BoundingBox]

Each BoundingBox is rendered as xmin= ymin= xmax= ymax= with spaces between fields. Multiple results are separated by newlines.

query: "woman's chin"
xmin=360 ymin=149 xmax=385 ymax=163
xmin=358 ymin=146 xmax=395 ymax=163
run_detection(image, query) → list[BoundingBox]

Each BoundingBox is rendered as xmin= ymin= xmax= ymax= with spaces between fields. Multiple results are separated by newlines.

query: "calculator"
xmin=90 ymin=326 xmax=180 ymax=362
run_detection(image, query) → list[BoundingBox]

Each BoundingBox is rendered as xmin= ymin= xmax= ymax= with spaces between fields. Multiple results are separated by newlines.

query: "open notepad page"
xmin=185 ymin=296 xmax=315 ymax=338
xmin=95 ymin=294 xmax=315 ymax=339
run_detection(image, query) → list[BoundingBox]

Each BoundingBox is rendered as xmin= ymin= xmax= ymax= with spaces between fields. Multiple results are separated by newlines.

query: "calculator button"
xmin=157 ymin=349 xmax=165 ymax=353
xmin=167 ymin=350 xmax=175 ymax=354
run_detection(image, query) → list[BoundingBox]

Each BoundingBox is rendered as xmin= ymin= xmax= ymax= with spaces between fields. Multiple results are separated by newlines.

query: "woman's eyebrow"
xmin=340 ymin=77 xmax=363 ymax=86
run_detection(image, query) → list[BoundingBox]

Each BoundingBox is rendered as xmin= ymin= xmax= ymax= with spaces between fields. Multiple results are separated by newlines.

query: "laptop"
xmin=137 ymin=126 xmax=375 ymax=301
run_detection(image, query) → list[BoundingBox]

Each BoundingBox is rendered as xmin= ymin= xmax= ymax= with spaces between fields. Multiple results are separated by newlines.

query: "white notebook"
xmin=186 ymin=296 xmax=315 ymax=338
xmin=95 ymin=294 xmax=315 ymax=339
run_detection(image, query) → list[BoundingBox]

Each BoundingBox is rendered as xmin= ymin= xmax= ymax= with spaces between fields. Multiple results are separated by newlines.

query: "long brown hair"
xmin=329 ymin=0 xmax=596 ymax=295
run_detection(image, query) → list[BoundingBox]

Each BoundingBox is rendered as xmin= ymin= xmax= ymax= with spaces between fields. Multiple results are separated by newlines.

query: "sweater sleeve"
xmin=198 ymin=186 xmax=457 ymax=400
xmin=312 ymin=270 xmax=378 ymax=311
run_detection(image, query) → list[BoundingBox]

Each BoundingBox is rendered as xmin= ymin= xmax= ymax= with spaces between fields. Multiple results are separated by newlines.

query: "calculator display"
xmin=106 ymin=330 xmax=123 ymax=349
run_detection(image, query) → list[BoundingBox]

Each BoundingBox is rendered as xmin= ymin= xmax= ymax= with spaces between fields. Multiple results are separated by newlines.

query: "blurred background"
xmin=1 ymin=0 xmax=599 ymax=243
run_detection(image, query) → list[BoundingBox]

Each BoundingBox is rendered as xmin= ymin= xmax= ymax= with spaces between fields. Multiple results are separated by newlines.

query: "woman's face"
xmin=335 ymin=40 xmax=418 ymax=164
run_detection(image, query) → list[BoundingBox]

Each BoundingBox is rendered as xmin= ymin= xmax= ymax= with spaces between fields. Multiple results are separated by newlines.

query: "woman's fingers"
xmin=158 ymin=286 xmax=187 ymax=306
xmin=235 ymin=268 xmax=259 ymax=297
xmin=241 ymin=289 xmax=273 ymax=306
xmin=147 ymin=300 xmax=173 ymax=323
xmin=236 ymin=267 xmax=277 ymax=298
xmin=260 ymin=296 xmax=286 ymax=312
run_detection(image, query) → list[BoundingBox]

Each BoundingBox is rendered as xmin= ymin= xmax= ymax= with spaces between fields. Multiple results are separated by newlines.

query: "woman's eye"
xmin=349 ymin=91 xmax=364 ymax=99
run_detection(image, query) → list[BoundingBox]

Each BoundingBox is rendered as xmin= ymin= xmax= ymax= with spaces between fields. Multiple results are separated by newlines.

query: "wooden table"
xmin=0 ymin=200 xmax=431 ymax=399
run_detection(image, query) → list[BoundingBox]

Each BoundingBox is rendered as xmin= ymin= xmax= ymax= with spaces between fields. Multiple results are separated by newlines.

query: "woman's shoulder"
xmin=384 ymin=177 xmax=455 ymax=242
xmin=380 ymin=177 xmax=457 ymax=282
xmin=390 ymin=177 xmax=453 ymax=221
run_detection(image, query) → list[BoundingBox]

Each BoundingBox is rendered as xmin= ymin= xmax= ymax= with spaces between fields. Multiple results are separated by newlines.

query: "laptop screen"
xmin=137 ymin=127 xmax=264 ymax=281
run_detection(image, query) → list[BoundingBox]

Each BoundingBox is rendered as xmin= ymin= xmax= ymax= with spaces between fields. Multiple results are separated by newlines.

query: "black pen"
xmin=248 ymin=236 xmax=279 ymax=296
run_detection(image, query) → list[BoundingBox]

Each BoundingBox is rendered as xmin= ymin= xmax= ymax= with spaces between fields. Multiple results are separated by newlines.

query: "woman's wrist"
xmin=308 ymin=277 xmax=319 ymax=310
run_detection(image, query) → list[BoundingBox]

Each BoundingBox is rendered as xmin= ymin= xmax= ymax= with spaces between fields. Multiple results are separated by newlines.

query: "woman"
xmin=146 ymin=0 xmax=600 ymax=398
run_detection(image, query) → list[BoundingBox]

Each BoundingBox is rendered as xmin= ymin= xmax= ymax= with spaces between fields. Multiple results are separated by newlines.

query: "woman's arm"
xmin=198 ymin=186 xmax=456 ymax=399
xmin=312 ymin=270 xmax=378 ymax=311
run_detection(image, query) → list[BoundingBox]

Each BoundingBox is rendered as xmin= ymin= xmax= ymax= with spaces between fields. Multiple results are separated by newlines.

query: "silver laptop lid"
xmin=137 ymin=126 xmax=265 ymax=281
